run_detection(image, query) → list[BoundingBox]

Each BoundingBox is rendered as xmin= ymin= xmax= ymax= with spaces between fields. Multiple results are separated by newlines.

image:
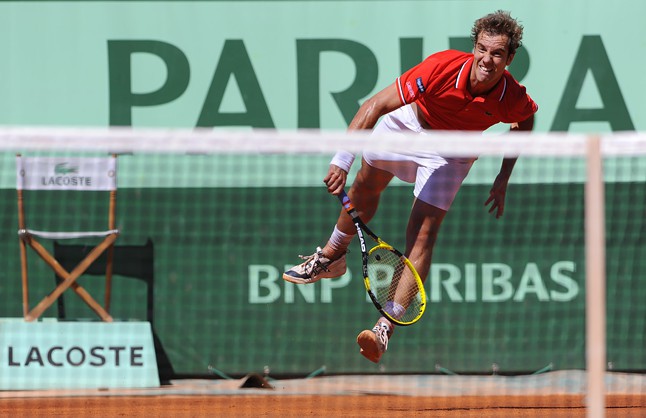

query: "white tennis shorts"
xmin=364 ymin=105 xmax=476 ymax=211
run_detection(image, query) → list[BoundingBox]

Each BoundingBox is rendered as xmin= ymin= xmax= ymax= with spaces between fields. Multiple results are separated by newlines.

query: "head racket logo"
xmin=355 ymin=222 xmax=366 ymax=252
xmin=54 ymin=162 xmax=79 ymax=175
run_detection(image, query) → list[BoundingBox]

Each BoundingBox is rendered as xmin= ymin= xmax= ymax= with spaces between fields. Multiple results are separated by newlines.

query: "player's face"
xmin=470 ymin=32 xmax=514 ymax=92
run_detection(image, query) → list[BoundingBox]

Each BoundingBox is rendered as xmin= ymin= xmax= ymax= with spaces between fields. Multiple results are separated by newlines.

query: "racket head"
xmin=364 ymin=243 xmax=426 ymax=326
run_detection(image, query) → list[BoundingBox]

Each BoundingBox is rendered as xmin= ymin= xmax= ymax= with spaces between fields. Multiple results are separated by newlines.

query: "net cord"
xmin=0 ymin=127 xmax=645 ymax=159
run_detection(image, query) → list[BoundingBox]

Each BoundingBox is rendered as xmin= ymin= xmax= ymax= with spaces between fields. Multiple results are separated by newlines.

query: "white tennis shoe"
xmin=282 ymin=247 xmax=347 ymax=284
xmin=357 ymin=320 xmax=393 ymax=363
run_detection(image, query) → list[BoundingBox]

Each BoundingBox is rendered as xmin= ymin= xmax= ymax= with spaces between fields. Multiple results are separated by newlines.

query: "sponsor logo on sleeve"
xmin=405 ymin=81 xmax=416 ymax=99
xmin=416 ymin=77 xmax=426 ymax=94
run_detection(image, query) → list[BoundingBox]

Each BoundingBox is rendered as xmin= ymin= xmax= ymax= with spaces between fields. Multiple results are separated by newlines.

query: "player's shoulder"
xmin=500 ymin=70 xmax=539 ymax=113
xmin=427 ymin=49 xmax=472 ymax=64
xmin=501 ymin=69 xmax=529 ymax=94
xmin=420 ymin=49 xmax=472 ymax=75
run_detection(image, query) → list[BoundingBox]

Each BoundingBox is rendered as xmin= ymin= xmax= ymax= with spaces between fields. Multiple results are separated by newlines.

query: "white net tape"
xmin=2 ymin=126 xmax=644 ymax=156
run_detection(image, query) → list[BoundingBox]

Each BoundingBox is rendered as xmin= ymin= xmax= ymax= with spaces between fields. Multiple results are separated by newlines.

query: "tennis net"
xmin=1 ymin=127 xmax=644 ymax=415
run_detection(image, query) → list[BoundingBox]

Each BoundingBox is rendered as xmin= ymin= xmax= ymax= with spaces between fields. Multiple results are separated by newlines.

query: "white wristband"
xmin=330 ymin=150 xmax=355 ymax=173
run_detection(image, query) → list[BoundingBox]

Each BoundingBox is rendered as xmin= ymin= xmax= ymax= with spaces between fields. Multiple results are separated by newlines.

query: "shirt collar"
xmin=455 ymin=58 xmax=471 ymax=90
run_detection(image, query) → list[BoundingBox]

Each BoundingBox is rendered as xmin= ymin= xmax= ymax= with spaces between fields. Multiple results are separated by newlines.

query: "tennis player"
xmin=284 ymin=10 xmax=538 ymax=363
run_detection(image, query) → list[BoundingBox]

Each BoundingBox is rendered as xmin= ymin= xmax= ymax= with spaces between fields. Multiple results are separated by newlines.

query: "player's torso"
xmin=404 ymin=50 xmax=514 ymax=131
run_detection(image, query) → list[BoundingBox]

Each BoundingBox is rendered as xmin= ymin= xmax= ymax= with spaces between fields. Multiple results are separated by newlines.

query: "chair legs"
xmin=21 ymin=233 xmax=117 ymax=322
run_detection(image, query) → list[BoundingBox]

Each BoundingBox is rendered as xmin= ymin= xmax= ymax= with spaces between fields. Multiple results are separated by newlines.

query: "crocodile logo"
xmin=54 ymin=163 xmax=79 ymax=175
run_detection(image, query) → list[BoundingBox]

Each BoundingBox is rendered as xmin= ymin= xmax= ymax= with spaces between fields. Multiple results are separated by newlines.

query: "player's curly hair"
xmin=471 ymin=10 xmax=524 ymax=55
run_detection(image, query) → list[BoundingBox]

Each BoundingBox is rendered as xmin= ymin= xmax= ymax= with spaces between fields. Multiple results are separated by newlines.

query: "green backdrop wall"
xmin=1 ymin=155 xmax=644 ymax=375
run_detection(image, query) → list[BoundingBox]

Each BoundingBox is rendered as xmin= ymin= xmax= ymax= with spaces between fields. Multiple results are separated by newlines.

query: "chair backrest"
xmin=17 ymin=154 xmax=119 ymax=239
xmin=53 ymin=239 xmax=154 ymax=323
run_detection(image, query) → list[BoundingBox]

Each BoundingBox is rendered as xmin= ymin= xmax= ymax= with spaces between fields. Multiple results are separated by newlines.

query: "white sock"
xmin=326 ymin=225 xmax=354 ymax=254
xmin=384 ymin=301 xmax=406 ymax=320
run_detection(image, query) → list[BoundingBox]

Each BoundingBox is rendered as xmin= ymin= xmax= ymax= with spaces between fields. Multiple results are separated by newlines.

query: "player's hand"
xmin=324 ymin=164 xmax=348 ymax=195
xmin=484 ymin=174 xmax=509 ymax=219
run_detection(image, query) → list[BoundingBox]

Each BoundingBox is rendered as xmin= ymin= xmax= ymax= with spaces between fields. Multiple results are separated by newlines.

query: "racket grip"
xmin=337 ymin=189 xmax=353 ymax=210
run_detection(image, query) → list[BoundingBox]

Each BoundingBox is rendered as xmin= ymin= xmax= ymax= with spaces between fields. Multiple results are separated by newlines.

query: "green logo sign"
xmin=54 ymin=162 xmax=78 ymax=175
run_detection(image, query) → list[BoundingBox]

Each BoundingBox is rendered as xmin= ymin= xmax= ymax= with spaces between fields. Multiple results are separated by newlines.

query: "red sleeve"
xmin=501 ymin=80 xmax=538 ymax=123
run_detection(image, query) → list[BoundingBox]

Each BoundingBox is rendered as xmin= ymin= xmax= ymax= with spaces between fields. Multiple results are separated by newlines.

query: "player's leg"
xmin=400 ymin=198 xmax=447 ymax=290
xmin=283 ymin=105 xmax=420 ymax=285
xmin=282 ymin=160 xmax=393 ymax=284
xmin=357 ymin=200 xmax=446 ymax=363
xmin=404 ymin=157 xmax=474 ymax=281
xmin=357 ymin=199 xmax=446 ymax=363
xmin=358 ymin=157 xmax=474 ymax=362
xmin=321 ymin=160 xmax=394 ymax=258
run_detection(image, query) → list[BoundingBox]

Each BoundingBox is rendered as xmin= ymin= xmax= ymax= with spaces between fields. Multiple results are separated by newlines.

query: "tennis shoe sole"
xmin=357 ymin=329 xmax=383 ymax=363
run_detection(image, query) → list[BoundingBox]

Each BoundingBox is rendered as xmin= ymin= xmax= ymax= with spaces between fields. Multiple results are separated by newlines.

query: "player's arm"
xmin=325 ymin=83 xmax=404 ymax=195
xmin=485 ymin=114 xmax=535 ymax=218
xmin=347 ymin=82 xmax=403 ymax=131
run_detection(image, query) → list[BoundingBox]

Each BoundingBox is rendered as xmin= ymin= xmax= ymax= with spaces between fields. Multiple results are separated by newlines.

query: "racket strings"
xmin=367 ymin=247 xmax=424 ymax=324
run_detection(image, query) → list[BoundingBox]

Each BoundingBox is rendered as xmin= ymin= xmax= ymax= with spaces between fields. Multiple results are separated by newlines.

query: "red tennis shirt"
xmin=396 ymin=50 xmax=538 ymax=131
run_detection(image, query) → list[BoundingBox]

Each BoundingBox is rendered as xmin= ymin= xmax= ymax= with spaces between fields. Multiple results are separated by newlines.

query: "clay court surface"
xmin=2 ymin=371 xmax=645 ymax=417
xmin=3 ymin=394 xmax=646 ymax=417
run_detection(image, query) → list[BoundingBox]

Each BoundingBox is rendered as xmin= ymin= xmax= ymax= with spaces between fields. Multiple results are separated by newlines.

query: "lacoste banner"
xmin=16 ymin=157 xmax=117 ymax=191
xmin=0 ymin=319 xmax=159 ymax=390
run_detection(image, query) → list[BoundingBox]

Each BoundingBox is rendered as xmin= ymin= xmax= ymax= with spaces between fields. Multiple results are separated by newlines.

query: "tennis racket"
xmin=337 ymin=189 xmax=426 ymax=326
